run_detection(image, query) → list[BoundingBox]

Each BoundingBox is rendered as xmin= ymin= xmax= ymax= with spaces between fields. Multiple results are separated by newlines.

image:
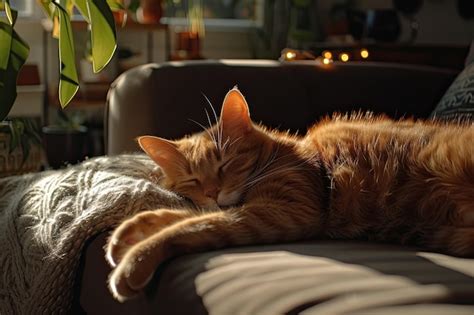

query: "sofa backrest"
xmin=105 ymin=60 xmax=458 ymax=155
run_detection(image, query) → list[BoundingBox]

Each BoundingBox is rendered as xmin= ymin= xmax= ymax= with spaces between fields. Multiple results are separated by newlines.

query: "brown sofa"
xmin=78 ymin=60 xmax=474 ymax=314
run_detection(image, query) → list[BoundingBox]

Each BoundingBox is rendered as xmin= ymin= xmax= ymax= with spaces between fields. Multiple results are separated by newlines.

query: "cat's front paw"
xmin=108 ymin=236 xmax=167 ymax=302
xmin=106 ymin=211 xmax=159 ymax=267
xmin=106 ymin=209 xmax=192 ymax=267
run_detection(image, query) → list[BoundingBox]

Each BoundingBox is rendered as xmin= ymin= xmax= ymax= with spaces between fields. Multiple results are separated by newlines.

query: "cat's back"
xmin=302 ymin=114 xmax=474 ymax=240
xmin=305 ymin=114 xmax=472 ymax=163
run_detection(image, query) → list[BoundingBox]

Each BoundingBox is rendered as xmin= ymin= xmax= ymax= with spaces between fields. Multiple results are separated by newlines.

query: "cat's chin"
xmin=190 ymin=191 xmax=243 ymax=211
xmin=200 ymin=200 xmax=239 ymax=212
xmin=202 ymin=203 xmax=221 ymax=211
xmin=217 ymin=190 xmax=242 ymax=208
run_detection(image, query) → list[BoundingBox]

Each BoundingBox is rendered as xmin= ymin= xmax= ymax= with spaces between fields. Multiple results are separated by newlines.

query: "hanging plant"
xmin=0 ymin=0 xmax=127 ymax=121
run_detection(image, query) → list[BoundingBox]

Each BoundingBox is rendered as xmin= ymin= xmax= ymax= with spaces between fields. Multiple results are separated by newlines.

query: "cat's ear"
xmin=220 ymin=87 xmax=252 ymax=136
xmin=137 ymin=136 xmax=186 ymax=174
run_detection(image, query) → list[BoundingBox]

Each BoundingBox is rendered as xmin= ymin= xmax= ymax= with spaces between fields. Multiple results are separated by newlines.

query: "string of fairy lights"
xmin=280 ymin=48 xmax=370 ymax=64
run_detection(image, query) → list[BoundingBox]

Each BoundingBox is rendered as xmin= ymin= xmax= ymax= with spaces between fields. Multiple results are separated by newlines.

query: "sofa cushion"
xmin=80 ymin=233 xmax=474 ymax=314
xmin=106 ymin=61 xmax=458 ymax=154
xmin=431 ymin=41 xmax=474 ymax=121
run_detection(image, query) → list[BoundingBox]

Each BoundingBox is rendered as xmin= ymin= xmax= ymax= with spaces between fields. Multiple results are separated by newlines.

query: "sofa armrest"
xmin=105 ymin=60 xmax=457 ymax=155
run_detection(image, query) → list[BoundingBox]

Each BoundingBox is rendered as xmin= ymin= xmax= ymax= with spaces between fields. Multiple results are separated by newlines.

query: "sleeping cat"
xmin=106 ymin=87 xmax=474 ymax=301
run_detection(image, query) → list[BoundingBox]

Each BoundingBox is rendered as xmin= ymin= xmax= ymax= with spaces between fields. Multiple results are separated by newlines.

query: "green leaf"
xmin=9 ymin=119 xmax=24 ymax=153
xmin=127 ymin=0 xmax=140 ymax=13
xmin=0 ymin=21 xmax=12 ymax=74
xmin=1 ymin=0 xmax=118 ymax=117
xmin=20 ymin=134 xmax=30 ymax=164
xmin=0 ymin=21 xmax=29 ymax=121
xmin=36 ymin=0 xmax=55 ymax=19
xmin=9 ymin=131 xmax=19 ymax=153
xmin=106 ymin=0 xmax=125 ymax=11
xmin=52 ymin=3 xmax=79 ymax=107
xmin=10 ymin=28 xmax=29 ymax=67
xmin=23 ymin=118 xmax=42 ymax=145
xmin=73 ymin=0 xmax=90 ymax=22
xmin=87 ymin=0 xmax=117 ymax=72
xmin=4 ymin=0 xmax=13 ymax=25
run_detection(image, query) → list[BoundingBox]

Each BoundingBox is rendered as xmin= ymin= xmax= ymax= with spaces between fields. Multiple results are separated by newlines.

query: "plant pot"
xmin=137 ymin=0 xmax=163 ymax=24
xmin=171 ymin=31 xmax=204 ymax=60
xmin=42 ymin=125 xmax=88 ymax=169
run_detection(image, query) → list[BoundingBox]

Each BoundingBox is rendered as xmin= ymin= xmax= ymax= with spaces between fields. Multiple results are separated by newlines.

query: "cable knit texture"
xmin=0 ymin=154 xmax=189 ymax=314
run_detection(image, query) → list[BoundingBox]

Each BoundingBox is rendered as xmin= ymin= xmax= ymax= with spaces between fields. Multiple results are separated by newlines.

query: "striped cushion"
xmin=80 ymin=236 xmax=474 ymax=314
xmin=431 ymin=42 xmax=474 ymax=121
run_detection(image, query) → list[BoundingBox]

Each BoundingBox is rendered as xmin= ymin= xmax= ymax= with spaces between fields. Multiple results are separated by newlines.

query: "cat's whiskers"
xmin=245 ymin=162 xmax=305 ymax=187
xmin=189 ymin=119 xmax=218 ymax=149
xmin=221 ymin=136 xmax=243 ymax=155
xmin=202 ymin=93 xmax=224 ymax=152
xmin=241 ymin=165 xmax=310 ymax=193
xmin=247 ymin=145 xmax=281 ymax=179
xmin=204 ymin=109 xmax=221 ymax=151
xmin=242 ymin=148 xmax=291 ymax=189
xmin=242 ymin=160 xmax=308 ymax=191
xmin=221 ymin=137 xmax=231 ymax=154
xmin=247 ymin=145 xmax=310 ymax=183
xmin=242 ymin=149 xmax=319 ymax=192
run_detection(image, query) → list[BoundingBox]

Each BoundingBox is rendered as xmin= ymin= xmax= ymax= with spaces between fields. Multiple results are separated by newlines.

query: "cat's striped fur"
xmin=107 ymin=87 xmax=474 ymax=301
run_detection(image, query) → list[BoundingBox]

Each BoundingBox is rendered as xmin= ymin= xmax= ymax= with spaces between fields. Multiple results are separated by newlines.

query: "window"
xmin=8 ymin=0 xmax=33 ymax=16
xmin=164 ymin=0 xmax=263 ymax=28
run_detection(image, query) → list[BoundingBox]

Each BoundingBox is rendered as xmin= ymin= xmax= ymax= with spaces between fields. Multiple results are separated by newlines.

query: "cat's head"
xmin=138 ymin=87 xmax=266 ymax=210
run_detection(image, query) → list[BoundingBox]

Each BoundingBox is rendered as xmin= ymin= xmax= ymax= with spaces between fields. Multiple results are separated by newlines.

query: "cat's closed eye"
xmin=183 ymin=178 xmax=200 ymax=186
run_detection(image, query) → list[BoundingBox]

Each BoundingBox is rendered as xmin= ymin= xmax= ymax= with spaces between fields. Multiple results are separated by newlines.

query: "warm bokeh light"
xmin=322 ymin=51 xmax=332 ymax=59
xmin=339 ymin=53 xmax=349 ymax=62
xmin=360 ymin=49 xmax=369 ymax=59
xmin=286 ymin=51 xmax=297 ymax=60
xmin=323 ymin=58 xmax=331 ymax=65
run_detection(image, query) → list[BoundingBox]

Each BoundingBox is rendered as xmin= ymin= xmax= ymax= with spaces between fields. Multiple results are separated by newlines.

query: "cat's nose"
xmin=204 ymin=186 xmax=220 ymax=201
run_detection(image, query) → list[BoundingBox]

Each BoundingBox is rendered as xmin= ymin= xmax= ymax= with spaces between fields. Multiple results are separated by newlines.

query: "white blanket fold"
xmin=0 ymin=154 xmax=188 ymax=314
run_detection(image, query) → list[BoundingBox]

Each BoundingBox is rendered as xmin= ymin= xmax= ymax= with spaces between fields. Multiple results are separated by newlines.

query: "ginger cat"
xmin=107 ymin=87 xmax=474 ymax=301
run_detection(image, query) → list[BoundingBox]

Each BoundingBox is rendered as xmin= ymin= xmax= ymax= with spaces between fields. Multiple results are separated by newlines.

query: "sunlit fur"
xmin=106 ymin=88 xmax=474 ymax=302
xmin=157 ymin=123 xmax=308 ymax=210
xmin=305 ymin=112 xmax=474 ymax=251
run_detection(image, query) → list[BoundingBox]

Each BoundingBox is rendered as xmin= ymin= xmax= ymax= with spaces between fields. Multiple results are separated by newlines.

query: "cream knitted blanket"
xmin=0 ymin=154 xmax=190 ymax=314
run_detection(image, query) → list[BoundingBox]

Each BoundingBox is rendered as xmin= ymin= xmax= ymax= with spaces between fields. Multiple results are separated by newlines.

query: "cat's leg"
xmin=106 ymin=209 xmax=194 ymax=267
xmin=108 ymin=202 xmax=320 ymax=301
xmin=108 ymin=210 xmax=229 ymax=301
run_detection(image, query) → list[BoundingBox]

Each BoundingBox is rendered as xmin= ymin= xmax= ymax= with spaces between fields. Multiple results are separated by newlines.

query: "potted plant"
xmin=0 ymin=0 xmax=128 ymax=121
xmin=0 ymin=117 xmax=43 ymax=177
xmin=42 ymin=109 xmax=88 ymax=168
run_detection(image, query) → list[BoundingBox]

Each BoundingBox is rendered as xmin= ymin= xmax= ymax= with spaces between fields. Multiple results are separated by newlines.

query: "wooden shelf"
xmin=49 ymin=97 xmax=106 ymax=109
xmin=41 ymin=18 xmax=168 ymax=32
xmin=48 ymin=79 xmax=110 ymax=108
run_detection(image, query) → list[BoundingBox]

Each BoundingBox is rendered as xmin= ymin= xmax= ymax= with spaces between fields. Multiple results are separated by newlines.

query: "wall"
xmin=414 ymin=0 xmax=474 ymax=44
xmin=318 ymin=0 xmax=474 ymax=44
xmin=13 ymin=0 xmax=474 ymax=91
xmin=117 ymin=25 xmax=253 ymax=66
xmin=15 ymin=20 xmax=253 ymax=90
